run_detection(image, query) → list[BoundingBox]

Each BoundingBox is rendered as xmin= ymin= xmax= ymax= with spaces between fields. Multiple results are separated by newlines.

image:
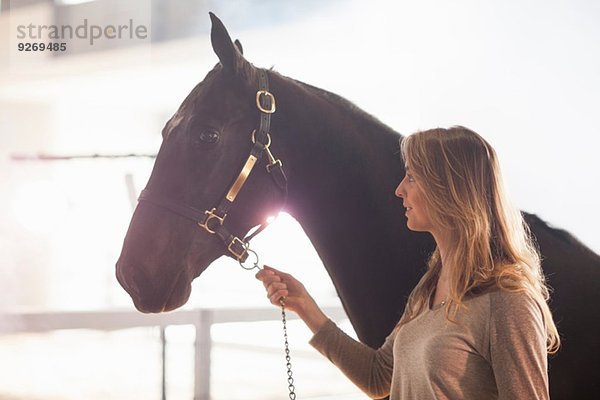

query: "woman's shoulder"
xmin=466 ymin=286 xmax=540 ymax=315
xmin=470 ymin=287 xmax=544 ymax=327
xmin=490 ymin=287 xmax=538 ymax=308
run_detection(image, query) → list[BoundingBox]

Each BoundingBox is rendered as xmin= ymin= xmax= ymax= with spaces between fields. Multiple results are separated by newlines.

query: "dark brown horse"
xmin=116 ymin=13 xmax=600 ymax=399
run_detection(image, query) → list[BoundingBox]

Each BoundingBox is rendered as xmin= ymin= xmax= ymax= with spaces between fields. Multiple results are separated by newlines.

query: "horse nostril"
xmin=115 ymin=261 xmax=138 ymax=298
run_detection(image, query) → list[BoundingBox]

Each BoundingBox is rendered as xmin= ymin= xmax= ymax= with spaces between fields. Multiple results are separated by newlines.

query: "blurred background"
xmin=0 ymin=0 xmax=598 ymax=399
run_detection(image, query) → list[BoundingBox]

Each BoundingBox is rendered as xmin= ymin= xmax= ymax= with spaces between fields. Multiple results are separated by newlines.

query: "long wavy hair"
xmin=396 ymin=126 xmax=560 ymax=354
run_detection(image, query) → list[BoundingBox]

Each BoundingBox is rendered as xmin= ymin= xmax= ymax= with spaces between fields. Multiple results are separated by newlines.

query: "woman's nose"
xmin=395 ymin=181 xmax=404 ymax=198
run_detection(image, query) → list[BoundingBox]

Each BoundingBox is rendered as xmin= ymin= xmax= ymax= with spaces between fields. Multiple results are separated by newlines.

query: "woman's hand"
xmin=255 ymin=265 xmax=329 ymax=333
xmin=255 ymin=265 xmax=309 ymax=313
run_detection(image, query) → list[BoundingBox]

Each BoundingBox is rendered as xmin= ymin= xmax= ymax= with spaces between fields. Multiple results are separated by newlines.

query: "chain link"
xmin=280 ymin=298 xmax=297 ymax=400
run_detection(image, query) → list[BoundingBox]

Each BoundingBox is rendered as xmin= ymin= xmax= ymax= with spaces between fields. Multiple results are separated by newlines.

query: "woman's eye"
xmin=407 ymin=174 xmax=415 ymax=182
xmin=197 ymin=130 xmax=220 ymax=144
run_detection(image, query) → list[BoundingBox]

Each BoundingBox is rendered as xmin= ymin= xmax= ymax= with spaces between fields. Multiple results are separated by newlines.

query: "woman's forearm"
xmin=297 ymin=296 xmax=329 ymax=334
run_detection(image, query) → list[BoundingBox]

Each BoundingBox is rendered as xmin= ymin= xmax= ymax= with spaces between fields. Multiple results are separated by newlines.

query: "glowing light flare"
xmin=253 ymin=212 xmax=310 ymax=252
xmin=12 ymin=180 xmax=69 ymax=233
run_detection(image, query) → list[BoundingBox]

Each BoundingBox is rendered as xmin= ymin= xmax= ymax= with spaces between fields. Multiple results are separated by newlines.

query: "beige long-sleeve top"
xmin=309 ymin=289 xmax=548 ymax=400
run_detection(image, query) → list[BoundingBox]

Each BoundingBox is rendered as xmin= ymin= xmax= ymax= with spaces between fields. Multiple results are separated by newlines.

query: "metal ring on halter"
xmin=251 ymin=129 xmax=272 ymax=147
xmin=238 ymin=247 xmax=260 ymax=270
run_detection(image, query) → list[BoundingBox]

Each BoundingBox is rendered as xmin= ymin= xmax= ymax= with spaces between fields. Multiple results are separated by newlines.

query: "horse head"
xmin=116 ymin=13 xmax=287 ymax=313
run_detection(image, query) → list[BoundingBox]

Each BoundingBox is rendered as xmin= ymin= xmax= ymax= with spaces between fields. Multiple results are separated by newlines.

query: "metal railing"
xmin=0 ymin=306 xmax=347 ymax=400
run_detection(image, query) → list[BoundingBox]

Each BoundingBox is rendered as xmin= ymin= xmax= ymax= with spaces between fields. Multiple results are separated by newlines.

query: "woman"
xmin=256 ymin=126 xmax=560 ymax=399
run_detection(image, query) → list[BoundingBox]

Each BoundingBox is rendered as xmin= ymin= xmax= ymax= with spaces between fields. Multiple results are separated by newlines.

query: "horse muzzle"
xmin=115 ymin=259 xmax=192 ymax=313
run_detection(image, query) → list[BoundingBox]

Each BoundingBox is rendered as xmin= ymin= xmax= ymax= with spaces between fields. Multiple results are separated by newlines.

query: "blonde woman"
xmin=256 ymin=126 xmax=560 ymax=400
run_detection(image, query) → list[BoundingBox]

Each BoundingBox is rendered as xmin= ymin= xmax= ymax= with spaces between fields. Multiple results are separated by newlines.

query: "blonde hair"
xmin=397 ymin=126 xmax=560 ymax=354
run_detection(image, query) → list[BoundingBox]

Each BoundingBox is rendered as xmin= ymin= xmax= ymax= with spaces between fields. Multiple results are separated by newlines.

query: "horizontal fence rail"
xmin=0 ymin=306 xmax=347 ymax=400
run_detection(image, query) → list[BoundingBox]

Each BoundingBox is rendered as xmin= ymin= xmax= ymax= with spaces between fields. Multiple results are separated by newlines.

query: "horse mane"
xmin=524 ymin=212 xmax=600 ymax=262
xmin=286 ymin=74 xmax=402 ymax=140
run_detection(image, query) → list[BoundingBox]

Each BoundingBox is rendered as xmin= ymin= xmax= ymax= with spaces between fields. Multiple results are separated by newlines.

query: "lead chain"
xmin=240 ymin=256 xmax=297 ymax=399
xmin=280 ymin=298 xmax=296 ymax=400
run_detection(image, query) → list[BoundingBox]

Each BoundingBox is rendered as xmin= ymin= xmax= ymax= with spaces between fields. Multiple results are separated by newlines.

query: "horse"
xmin=116 ymin=13 xmax=600 ymax=399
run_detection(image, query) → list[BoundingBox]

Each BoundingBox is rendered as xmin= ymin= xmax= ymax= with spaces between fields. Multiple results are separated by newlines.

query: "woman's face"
xmin=395 ymin=165 xmax=434 ymax=233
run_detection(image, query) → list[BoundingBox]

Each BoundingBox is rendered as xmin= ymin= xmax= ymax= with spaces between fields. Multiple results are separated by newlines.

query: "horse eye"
xmin=197 ymin=129 xmax=220 ymax=144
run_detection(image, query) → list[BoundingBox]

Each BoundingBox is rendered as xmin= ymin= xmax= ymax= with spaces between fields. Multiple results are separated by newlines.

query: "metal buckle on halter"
xmin=228 ymin=236 xmax=248 ymax=260
xmin=198 ymin=208 xmax=226 ymax=234
xmin=256 ymin=90 xmax=276 ymax=114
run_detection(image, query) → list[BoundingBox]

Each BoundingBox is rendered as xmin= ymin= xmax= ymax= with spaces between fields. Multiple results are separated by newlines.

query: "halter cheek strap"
xmin=138 ymin=69 xmax=288 ymax=263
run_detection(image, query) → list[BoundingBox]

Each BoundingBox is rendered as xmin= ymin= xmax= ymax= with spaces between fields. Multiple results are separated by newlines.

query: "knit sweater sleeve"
xmin=309 ymin=319 xmax=394 ymax=399
xmin=489 ymin=291 xmax=549 ymax=400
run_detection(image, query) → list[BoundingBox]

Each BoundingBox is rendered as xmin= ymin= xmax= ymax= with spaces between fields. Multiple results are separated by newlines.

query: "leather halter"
xmin=138 ymin=69 xmax=288 ymax=264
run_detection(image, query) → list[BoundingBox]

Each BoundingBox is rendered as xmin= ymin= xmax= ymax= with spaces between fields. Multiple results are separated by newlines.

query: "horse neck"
xmin=275 ymin=78 xmax=404 ymax=243
xmin=270 ymin=74 xmax=431 ymax=345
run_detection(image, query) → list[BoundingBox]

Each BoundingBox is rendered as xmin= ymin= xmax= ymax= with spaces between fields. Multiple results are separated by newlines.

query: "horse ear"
xmin=209 ymin=12 xmax=249 ymax=76
xmin=234 ymin=39 xmax=243 ymax=55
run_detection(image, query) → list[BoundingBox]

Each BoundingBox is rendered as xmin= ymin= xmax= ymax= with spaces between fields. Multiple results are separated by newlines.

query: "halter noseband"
xmin=138 ymin=69 xmax=288 ymax=264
